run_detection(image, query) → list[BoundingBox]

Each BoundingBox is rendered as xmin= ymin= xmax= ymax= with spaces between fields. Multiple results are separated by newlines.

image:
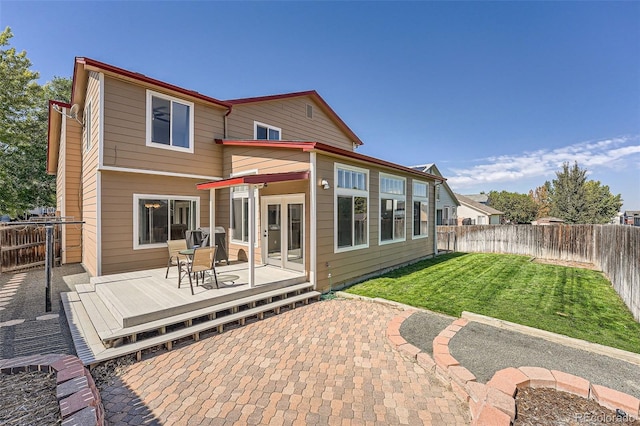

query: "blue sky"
xmin=2 ymin=1 xmax=639 ymax=211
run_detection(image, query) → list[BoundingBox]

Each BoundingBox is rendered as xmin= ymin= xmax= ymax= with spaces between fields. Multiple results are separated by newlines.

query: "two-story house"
xmin=47 ymin=57 xmax=444 ymax=293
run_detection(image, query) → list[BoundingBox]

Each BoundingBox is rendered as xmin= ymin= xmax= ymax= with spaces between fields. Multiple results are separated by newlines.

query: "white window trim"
xmin=412 ymin=180 xmax=429 ymax=240
xmin=379 ymin=173 xmax=406 ymax=245
xmin=334 ymin=163 xmax=369 ymax=253
xmin=229 ymin=169 xmax=259 ymax=247
xmin=146 ymin=90 xmax=195 ymax=153
xmin=253 ymin=121 xmax=282 ymax=140
xmin=133 ymin=194 xmax=200 ymax=250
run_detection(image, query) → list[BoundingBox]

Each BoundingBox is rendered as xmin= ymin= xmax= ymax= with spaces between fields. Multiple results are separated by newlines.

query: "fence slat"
xmin=437 ymin=224 xmax=640 ymax=322
xmin=0 ymin=224 xmax=61 ymax=273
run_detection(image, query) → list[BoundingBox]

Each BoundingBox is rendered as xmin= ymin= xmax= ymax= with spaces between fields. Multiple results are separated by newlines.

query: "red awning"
xmin=197 ymin=171 xmax=310 ymax=190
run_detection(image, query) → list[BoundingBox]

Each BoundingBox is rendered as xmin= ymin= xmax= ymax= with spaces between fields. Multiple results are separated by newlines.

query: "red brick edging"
xmin=0 ymin=354 xmax=105 ymax=426
xmin=386 ymin=312 xmax=640 ymax=425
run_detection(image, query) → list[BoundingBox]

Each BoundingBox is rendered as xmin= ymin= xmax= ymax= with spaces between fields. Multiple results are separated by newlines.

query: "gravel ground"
xmin=0 ymin=370 xmax=60 ymax=426
xmin=450 ymin=322 xmax=640 ymax=399
xmin=515 ymin=387 xmax=640 ymax=426
xmin=400 ymin=310 xmax=457 ymax=355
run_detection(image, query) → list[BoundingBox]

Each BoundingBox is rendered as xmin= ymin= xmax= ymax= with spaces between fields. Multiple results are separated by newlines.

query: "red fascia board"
xmin=215 ymin=140 xmax=445 ymax=182
xmin=197 ymin=171 xmax=310 ymax=190
xmin=226 ymin=90 xmax=318 ymax=105
xmin=76 ymin=57 xmax=231 ymax=109
xmin=46 ymin=100 xmax=72 ymax=173
xmin=225 ymin=90 xmax=363 ymax=146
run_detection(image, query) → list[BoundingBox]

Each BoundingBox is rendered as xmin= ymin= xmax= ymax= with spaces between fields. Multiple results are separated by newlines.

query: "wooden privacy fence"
xmin=437 ymin=224 xmax=640 ymax=322
xmin=0 ymin=224 xmax=61 ymax=273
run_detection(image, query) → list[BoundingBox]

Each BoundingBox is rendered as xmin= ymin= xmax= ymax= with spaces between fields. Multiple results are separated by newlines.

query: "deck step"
xmin=77 ymin=290 xmax=121 ymax=337
xmin=73 ymin=290 xmax=321 ymax=366
xmin=99 ymin=281 xmax=314 ymax=343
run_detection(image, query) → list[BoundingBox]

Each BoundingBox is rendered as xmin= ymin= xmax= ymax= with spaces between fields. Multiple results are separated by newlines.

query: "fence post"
xmin=45 ymin=224 xmax=53 ymax=312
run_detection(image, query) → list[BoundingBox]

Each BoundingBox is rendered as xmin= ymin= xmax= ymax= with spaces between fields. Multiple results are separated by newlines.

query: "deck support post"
xmin=248 ymin=184 xmax=256 ymax=288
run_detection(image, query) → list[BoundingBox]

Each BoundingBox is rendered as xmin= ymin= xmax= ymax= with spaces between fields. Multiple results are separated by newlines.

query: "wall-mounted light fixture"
xmin=320 ymin=179 xmax=330 ymax=190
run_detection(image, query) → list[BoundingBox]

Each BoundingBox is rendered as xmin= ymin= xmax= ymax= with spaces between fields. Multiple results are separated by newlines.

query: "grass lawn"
xmin=345 ymin=252 xmax=640 ymax=353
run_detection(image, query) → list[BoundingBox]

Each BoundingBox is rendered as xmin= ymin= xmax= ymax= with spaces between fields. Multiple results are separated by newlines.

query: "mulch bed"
xmin=515 ymin=387 xmax=640 ymax=425
xmin=0 ymin=371 xmax=60 ymax=426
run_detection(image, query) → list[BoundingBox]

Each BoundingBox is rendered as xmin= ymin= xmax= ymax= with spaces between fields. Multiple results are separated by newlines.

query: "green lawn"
xmin=345 ymin=252 xmax=640 ymax=353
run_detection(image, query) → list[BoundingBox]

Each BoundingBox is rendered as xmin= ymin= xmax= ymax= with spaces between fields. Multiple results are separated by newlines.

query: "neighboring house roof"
xmin=226 ymin=91 xmax=363 ymax=146
xmin=533 ymin=217 xmax=565 ymax=224
xmin=213 ymin=140 xmax=445 ymax=183
xmin=462 ymin=193 xmax=489 ymax=204
xmin=624 ymin=211 xmax=640 ymax=216
xmin=409 ymin=163 xmax=459 ymax=206
xmin=455 ymin=193 xmax=503 ymax=216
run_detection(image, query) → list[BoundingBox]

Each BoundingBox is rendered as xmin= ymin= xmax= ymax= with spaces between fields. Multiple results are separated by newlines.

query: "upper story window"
xmin=380 ymin=174 xmax=406 ymax=244
xmin=412 ymin=181 xmax=429 ymax=238
xmin=84 ymin=102 xmax=92 ymax=152
xmin=146 ymin=90 xmax=194 ymax=153
xmin=254 ymin=121 xmax=281 ymax=140
xmin=335 ymin=163 xmax=368 ymax=252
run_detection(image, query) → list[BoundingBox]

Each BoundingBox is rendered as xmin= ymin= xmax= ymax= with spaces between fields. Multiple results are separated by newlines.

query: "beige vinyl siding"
xmin=224 ymin=146 xmax=310 ymax=177
xmin=81 ymin=72 xmax=101 ymax=276
xmin=227 ymin=97 xmax=355 ymax=150
xmin=219 ymin=148 xmax=310 ymax=265
xmin=314 ymin=155 xmax=436 ymax=293
xmin=100 ymin=171 xmax=210 ymax=275
xmin=57 ymin=116 xmax=82 ymax=264
xmin=101 ymin=76 xmax=225 ymax=177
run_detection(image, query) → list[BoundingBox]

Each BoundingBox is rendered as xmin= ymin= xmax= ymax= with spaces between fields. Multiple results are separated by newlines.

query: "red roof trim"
xmin=46 ymin=100 xmax=72 ymax=173
xmin=226 ymin=90 xmax=318 ymax=105
xmin=76 ymin=57 xmax=231 ymax=109
xmin=225 ymin=90 xmax=363 ymax=146
xmin=215 ymin=140 xmax=445 ymax=182
xmin=197 ymin=171 xmax=310 ymax=190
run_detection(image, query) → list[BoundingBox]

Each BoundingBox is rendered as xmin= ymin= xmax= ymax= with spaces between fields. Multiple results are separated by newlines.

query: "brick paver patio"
xmin=99 ymin=298 xmax=470 ymax=425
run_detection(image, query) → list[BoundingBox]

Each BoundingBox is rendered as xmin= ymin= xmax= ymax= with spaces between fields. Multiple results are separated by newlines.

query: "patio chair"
xmin=179 ymin=246 xmax=218 ymax=295
xmin=166 ymin=239 xmax=189 ymax=279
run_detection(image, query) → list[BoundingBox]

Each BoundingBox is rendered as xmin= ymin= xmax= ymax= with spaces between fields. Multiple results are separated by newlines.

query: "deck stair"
xmin=63 ymin=279 xmax=320 ymax=366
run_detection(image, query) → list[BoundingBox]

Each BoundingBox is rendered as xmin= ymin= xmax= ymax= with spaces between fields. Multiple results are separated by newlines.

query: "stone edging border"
xmin=0 ymin=354 xmax=105 ymax=426
xmin=386 ymin=311 xmax=640 ymax=425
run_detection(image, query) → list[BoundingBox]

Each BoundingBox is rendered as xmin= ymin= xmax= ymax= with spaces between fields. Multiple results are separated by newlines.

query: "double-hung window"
xmin=335 ymin=164 xmax=368 ymax=252
xmin=380 ymin=174 xmax=406 ymax=243
xmin=254 ymin=121 xmax=281 ymax=140
xmin=230 ymin=185 xmax=258 ymax=244
xmin=412 ymin=181 xmax=429 ymax=238
xmin=146 ymin=90 xmax=194 ymax=153
xmin=134 ymin=194 xmax=199 ymax=249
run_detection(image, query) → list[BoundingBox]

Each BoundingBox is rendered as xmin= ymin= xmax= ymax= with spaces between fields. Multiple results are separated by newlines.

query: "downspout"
xmin=310 ymin=152 xmax=317 ymax=290
xmin=223 ymin=106 xmax=233 ymax=139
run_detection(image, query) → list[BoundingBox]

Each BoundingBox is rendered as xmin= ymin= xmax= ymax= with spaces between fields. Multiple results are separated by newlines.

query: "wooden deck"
xmin=62 ymin=262 xmax=320 ymax=366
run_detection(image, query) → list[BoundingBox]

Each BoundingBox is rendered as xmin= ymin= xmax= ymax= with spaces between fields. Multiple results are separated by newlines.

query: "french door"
xmin=261 ymin=195 xmax=305 ymax=272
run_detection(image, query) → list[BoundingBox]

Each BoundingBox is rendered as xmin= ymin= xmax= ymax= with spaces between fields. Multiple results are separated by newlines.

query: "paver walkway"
xmin=99 ymin=298 xmax=470 ymax=425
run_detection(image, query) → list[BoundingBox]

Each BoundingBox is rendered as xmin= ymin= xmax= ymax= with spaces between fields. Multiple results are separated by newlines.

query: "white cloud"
xmin=446 ymin=136 xmax=640 ymax=190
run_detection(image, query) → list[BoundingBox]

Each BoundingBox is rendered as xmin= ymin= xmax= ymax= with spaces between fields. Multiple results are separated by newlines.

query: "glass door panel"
xmin=285 ymin=203 xmax=303 ymax=269
xmin=266 ymin=204 xmax=281 ymax=265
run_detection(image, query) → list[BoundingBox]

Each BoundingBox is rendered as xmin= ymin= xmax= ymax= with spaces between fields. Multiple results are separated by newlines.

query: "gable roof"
xmin=410 ymin=163 xmax=460 ymax=206
xmin=226 ymin=90 xmax=363 ymax=146
xmin=462 ymin=193 xmax=489 ymax=204
xmin=455 ymin=193 xmax=503 ymax=216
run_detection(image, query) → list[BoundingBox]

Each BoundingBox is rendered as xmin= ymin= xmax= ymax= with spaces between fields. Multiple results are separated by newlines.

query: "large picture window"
xmin=335 ymin=164 xmax=368 ymax=251
xmin=412 ymin=181 xmax=429 ymax=238
xmin=230 ymin=185 xmax=258 ymax=244
xmin=134 ymin=195 xmax=199 ymax=249
xmin=380 ymin=174 xmax=406 ymax=243
xmin=146 ymin=90 xmax=194 ymax=153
